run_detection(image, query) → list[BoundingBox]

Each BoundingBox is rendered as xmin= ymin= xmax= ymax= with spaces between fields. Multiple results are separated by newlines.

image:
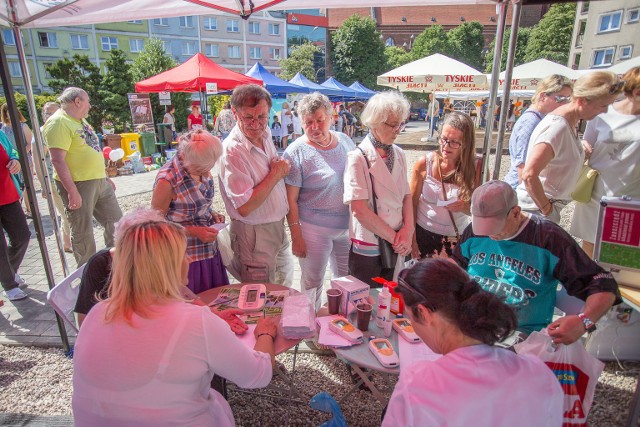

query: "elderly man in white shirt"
xmin=219 ymin=84 xmax=294 ymax=286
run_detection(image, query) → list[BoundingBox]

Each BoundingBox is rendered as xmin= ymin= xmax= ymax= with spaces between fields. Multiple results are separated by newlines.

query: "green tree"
xmin=131 ymin=38 xmax=191 ymax=132
xmin=99 ymin=49 xmax=134 ymax=133
xmin=278 ymin=42 xmax=319 ymax=81
xmin=409 ymin=25 xmax=452 ymax=61
xmin=330 ymin=15 xmax=386 ymax=88
xmin=484 ymin=27 xmax=532 ymax=73
xmin=447 ymin=22 xmax=485 ymax=70
xmin=524 ymin=3 xmax=576 ymax=64
xmin=384 ymin=46 xmax=412 ymax=71
xmin=46 ymin=54 xmax=104 ymax=128
xmin=0 ymin=93 xmax=58 ymax=129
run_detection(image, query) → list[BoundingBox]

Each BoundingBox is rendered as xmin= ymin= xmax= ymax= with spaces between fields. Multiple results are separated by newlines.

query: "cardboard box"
xmin=331 ymin=275 xmax=370 ymax=315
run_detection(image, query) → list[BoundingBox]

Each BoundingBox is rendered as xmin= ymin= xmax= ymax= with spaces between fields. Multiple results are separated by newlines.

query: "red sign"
xmin=601 ymin=206 xmax=640 ymax=247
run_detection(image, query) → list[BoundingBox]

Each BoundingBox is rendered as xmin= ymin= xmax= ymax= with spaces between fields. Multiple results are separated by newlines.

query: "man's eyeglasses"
xmin=552 ymin=95 xmax=570 ymax=103
xmin=237 ymin=115 xmax=269 ymax=127
xmin=439 ymin=136 xmax=462 ymax=149
xmin=609 ymin=80 xmax=625 ymax=95
xmin=383 ymin=121 xmax=405 ymax=132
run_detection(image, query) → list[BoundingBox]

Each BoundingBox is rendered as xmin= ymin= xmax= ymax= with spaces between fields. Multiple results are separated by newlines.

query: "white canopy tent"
xmin=606 ymin=55 xmax=640 ymax=75
xmin=495 ymin=58 xmax=583 ymax=90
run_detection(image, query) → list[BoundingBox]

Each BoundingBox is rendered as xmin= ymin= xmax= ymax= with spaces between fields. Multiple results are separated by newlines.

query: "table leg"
xmin=626 ymin=373 xmax=640 ymax=427
xmin=339 ymin=363 xmax=388 ymax=406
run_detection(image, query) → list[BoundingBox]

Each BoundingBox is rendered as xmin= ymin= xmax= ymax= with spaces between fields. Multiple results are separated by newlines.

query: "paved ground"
xmin=0 ymin=121 xmax=507 ymax=347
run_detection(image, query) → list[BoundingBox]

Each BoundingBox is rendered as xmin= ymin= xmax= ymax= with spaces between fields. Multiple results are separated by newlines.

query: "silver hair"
xmin=360 ymin=91 xmax=410 ymax=129
xmin=42 ymin=102 xmax=60 ymax=121
xmin=57 ymin=87 xmax=87 ymax=105
xmin=178 ymin=130 xmax=223 ymax=172
xmin=114 ymin=208 xmax=170 ymax=246
xmin=297 ymin=92 xmax=332 ymax=120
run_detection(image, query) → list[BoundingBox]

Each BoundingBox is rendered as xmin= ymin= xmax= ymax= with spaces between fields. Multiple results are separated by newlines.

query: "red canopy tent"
xmin=134 ymin=52 xmax=262 ymax=93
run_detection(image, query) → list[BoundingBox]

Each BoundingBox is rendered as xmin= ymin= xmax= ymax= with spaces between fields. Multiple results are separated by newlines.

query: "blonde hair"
xmin=573 ymin=71 xmax=621 ymax=100
xmin=179 ymin=130 xmax=222 ymax=172
xmin=531 ymin=74 xmax=573 ymax=104
xmin=0 ymin=103 xmax=26 ymax=125
xmin=360 ymin=91 xmax=410 ymax=129
xmin=440 ymin=112 xmax=477 ymax=202
xmin=622 ymin=66 xmax=640 ymax=97
xmin=105 ymin=209 xmax=188 ymax=324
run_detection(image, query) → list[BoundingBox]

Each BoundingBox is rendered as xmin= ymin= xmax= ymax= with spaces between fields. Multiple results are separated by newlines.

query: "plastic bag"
xmin=216 ymin=227 xmax=240 ymax=281
xmin=515 ymin=330 xmax=604 ymax=426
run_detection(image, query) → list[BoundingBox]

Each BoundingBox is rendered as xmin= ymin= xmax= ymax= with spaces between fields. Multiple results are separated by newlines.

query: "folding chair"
xmin=47 ymin=264 xmax=86 ymax=333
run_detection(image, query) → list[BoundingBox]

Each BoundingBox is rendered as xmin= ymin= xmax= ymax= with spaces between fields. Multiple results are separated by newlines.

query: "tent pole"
xmin=493 ymin=0 xmax=522 ymax=180
xmin=481 ymin=0 xmax=509 ymax=182
xmin=1 ymin=29 xmax=71 ymax=353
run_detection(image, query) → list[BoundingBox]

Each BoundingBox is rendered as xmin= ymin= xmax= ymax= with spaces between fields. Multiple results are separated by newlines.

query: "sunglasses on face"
xmin=609 ymin=81 xmax=625 ymax=95
xmin=552 ymin=95 xmax=570 ymax=103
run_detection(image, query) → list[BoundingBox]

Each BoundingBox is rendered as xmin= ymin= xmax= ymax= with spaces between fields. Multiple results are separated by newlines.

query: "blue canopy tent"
xmin=245 ymin=62 xmax=310 ymax=96
xmin=289 ymin=72 xmax=345 ymax=99
xmin=349 ymin=81 xmax=377 ymax=99
xmin=321 ymin=77 xmax=359 ymax=100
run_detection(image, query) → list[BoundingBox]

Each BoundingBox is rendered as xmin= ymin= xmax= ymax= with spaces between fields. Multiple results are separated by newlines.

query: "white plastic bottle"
xmin=376 ymin=285 xmax=391 ymax=328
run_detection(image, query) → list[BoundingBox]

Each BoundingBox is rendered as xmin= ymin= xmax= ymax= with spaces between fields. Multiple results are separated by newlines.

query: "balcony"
xmin=575 ymin=34 xmax=584 ymax=48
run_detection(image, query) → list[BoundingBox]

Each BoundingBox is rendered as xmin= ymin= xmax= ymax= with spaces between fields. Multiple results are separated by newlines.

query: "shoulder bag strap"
xmin=357 ymin=147 xmax=378 ymax=215
xmin=436 ymin=154 xmax=460 ymax=240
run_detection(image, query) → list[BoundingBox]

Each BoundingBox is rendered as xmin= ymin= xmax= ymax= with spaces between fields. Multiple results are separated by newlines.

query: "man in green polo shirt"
xmin=43 ymin=87 xmax=122 ymax=267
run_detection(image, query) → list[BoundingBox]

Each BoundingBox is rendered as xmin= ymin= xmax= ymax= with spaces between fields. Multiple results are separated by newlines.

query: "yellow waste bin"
xmin=119 ymin=133 xmax=140 ymax=158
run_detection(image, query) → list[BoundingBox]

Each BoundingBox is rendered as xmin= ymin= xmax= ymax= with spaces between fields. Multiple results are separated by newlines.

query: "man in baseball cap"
xmin=452 ymin=180 xmax=620 ymax=345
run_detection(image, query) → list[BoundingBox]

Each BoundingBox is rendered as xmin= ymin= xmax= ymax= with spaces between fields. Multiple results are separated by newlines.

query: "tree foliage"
xmin=0 ymin=92 xmax=57 ymax=129
xmin=330 ymin=15 xmax=386 ymax=88
xmin=46 ymin=54 xmax=104 ymax=128
xmin=447 ymin=22 xmax=486 ymax=70
xmin=484 ymin=27 xmax=532 ymax=73
xmin=99 ymin=49 xmax=134 ymax=133
xmin=409 ymin=25 xmax=453 ymax=61
xmin=131 ymin=38 xmax=191 ymax=131
xmin=384 ymin=46 xmax=412 ymax=71
xmin=524 ymin=3 xmax=576 ymax=64
xmin=278 ymin=42 xmax=319 ymax=82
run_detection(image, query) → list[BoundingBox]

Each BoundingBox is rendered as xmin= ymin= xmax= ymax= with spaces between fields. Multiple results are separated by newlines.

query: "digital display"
xmin=247 ymin=289 xmax=257 ymax=303
xmin=335 ymin=320 xmax=347 ymax=328
xmin=398 ymin=320 xmax=410 ymax=328
xmin=375 ymin=341 xmax=389 ymax=350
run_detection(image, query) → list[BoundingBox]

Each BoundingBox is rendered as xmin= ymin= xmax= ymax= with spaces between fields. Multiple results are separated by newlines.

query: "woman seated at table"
xmin=382 ymin=259 xmax=563 ymax=427
xmin=72 ymin=209 xmax=277 ymax=427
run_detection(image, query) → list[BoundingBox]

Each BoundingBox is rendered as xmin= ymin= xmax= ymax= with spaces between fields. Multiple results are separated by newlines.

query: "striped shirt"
xmin=155 ymin=156 xmax=218 ymax=262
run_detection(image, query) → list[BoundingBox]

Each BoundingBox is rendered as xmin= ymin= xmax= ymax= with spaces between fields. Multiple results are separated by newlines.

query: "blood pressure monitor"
xmin=329 ymin=318 xmax=363 ymax=344
xmin=237 ymin=284 xmax=267 ymax=312
xmin=392 ymin=318 xmax=421 ymax=343
xmin=369 ymin=338 xmax=399 ymax=368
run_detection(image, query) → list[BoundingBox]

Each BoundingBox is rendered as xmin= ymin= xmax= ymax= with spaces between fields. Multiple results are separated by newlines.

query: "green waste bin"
xmin=139 ymin=132 xmax=157 ymax=157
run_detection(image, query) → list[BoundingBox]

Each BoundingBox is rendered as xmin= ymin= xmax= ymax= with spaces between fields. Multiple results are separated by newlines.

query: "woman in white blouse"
xmin=72 ymin=209 xmax=276 ymax=427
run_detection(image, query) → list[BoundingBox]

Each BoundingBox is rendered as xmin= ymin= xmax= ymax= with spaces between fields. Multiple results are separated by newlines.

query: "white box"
xmin=331 ymin=275 xmax=370 ymax=315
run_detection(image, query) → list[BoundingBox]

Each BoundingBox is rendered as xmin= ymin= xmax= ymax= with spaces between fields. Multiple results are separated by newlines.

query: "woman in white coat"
xmin=343 ymin=92 xmax=413 ymax=286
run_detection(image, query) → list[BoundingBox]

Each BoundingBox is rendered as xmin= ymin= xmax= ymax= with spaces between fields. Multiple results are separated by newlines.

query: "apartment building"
xmin=569 ymin=0 xmax=640 ymax=69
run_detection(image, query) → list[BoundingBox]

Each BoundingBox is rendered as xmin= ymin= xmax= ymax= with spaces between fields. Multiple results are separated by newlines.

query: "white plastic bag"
xmin=216 ymin=227 xmax=240 ymax=281
xmin=515 ymin=331 xmax=604 ymax=426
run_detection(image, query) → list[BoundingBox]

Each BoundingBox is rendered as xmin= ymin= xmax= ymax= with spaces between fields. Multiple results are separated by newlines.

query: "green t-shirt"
xmin=43 ymin=109 xmax=105 ymax=182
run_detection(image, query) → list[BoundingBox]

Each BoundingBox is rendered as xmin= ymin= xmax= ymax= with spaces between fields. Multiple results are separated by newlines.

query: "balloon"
xmin=109 ymin=148 xmax=125 ymax=162
xmin=102 ymin=146 xmax=112 ymax=160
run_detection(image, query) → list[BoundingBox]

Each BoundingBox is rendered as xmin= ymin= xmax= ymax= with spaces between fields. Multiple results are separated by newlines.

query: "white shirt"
xmin=72 ymin=301 xmax=272 ymax=427
xmin=219 ymin=125 xmax=289 ymax=225
xmin=516 ymin=114 xmax=584 ymax=208
xmin=382 ymin=345 xmax=563 ymax=427
xmin=343 ymin=136 xmax=410 ymax=245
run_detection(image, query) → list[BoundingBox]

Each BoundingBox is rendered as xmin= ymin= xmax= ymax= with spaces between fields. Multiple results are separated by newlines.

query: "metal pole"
xmin=481 ymin=1 xmax=509 ymax=182
xmin=0 ymin=28 xmax=71 ymax=353
xmin=492 ymin=0 xmax=522 ymax=180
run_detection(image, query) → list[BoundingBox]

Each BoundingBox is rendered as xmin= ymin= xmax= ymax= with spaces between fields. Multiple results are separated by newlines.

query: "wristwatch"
xmin=578 ymin=313 xmax=597 ymax=333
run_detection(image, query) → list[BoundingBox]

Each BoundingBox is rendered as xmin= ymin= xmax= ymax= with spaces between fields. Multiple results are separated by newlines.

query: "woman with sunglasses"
xmin=344 ymin=91 xmax=413 ymax=286
xmin=382 ymin=259 xmax=563 ymax=427
xmin=410 ymin=112 xmax=478 ymax=259
xmin=571 ymin=66 xmax=640 ymax=258
xmin=517 ymin=71 xmax=623 ymax=223
xmin=504 ymin=75 xmax=573 ymax=189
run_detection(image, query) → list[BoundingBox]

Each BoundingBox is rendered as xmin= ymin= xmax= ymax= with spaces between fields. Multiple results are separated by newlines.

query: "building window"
xmin=43 ymin=63 xmax=53 ymax=79
xmin=598 ymin=10 xmax=623 ymax=33
xmin=620 ymin=45 xmax=633 ymax=59
xmin=572 ymin=53 xmax=581 ymax=70
xmin=204 ymin=17 xmax=217 ymax=30
xmin=130 ymin=39 xmax=144 ymax=53
xmin=101 ymin=36 xmax=118 ymax=51
xmin=205 ymin=43 xmax=219 ymax=57
xmin=70 ymin=34 xmax=89 ymax=50
xmin=9 ymin=62 xmax=21 ymax=77
xmin=581 ymin=2 xmax=590 ymax=14
xmin=128 ymin=20 xmax=142 ymax=24
xmin=249 ymin=47 xmax=262 ymax=59
xmin=180 ymin=16 xmax=194 ymax=28
xmin=591 ymin=47 xmax=615 ymax=67
xmin=153 ymin=18 xmax=169 ymax=26
xmin=269 ymin=23 xmax=280 ymax=35
xmin=228 ymin=45 xmax=241 ymax=59
xmin=629 ymin=8 xmax=640 ymax=23
xmin=38 ymin=32 xmax=58 ymax=48
xmin=162 ymin=40 xmax=171 ymax=54
xmin=227 ymin=19 xmax=239 ymax=33
xmin=248 ymin=22 xmax=260 ymax=34
xmin=2 ymin=29 xmax=15 ymax=46
xmin=270 ymin=47 xmax=281 ymax=60
xmin=182 ymin=42 xmax=195 ymax=56
xmin=385 ymin=37 xmax=395 ymax=47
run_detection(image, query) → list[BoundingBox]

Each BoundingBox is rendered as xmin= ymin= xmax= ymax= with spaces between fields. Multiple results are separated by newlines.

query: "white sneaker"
xmin=15 ymin=274 xmax=27 ymax=289
xmin=3 ymin=288 xmax=28 ymax=301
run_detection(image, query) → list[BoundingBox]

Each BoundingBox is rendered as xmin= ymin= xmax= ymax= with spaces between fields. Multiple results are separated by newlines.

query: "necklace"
xmin=311 ymin=132 xmax=333 ymax=148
